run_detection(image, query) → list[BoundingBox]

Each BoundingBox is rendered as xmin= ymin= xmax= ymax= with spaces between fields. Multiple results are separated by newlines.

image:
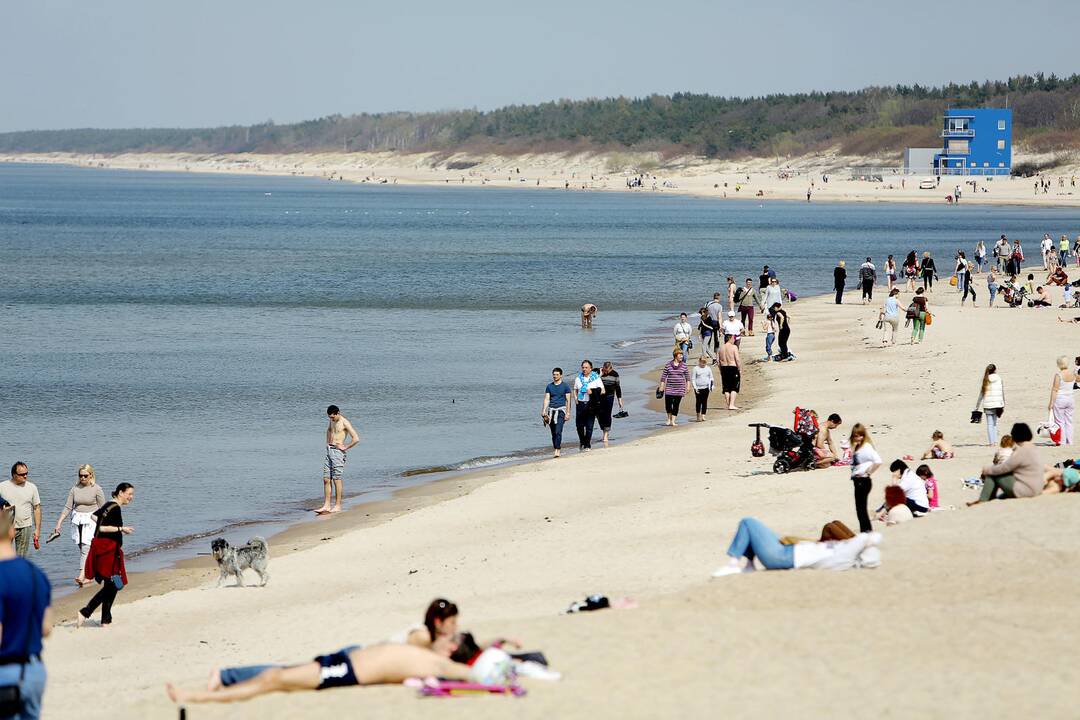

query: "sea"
xmin=3 ymin=162 xmax=1080 ymax=592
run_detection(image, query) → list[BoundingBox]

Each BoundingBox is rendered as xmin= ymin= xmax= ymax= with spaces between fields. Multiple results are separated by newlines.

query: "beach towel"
xmin=407 ymin=678 xmax=527 ymax=697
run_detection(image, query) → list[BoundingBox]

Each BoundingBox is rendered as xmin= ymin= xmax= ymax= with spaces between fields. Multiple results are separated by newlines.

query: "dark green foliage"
xmin=3 ymin=74 xmax=1079 ymax=158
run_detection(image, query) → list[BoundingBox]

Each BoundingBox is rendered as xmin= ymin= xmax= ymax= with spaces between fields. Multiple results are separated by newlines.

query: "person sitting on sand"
xmin=813 ymin=413 xmax=843 ymax=468
xmin=1031 ymin=286 xmax=1053 ymax=307
xmin=921 ymin=430 xmax=954 ymax=460
xmin=710 ymin=517 xmax=881 ymax=577
xmin=876 ymin=485 xmax=913 ymax=525
xmin=166 ymin=637 xmax=498 ymax=705
xmin=968 ymin=423 xmax=1044 ymax=505
xmin=915 ymin=464 xmax=939 ymax=509
xmin=994 ymin=434 xmax=1015 ymax=464
xmin=1047 ymin=266 xmax=1069 ymax=287
xmin=886 ymin=460 xmax=930 ymax=515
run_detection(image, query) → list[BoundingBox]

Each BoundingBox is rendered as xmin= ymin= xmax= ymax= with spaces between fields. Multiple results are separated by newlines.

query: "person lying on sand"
xmin=920 ymin=430 xmax=954 ymax=460
xmin=166 ymin=639 xmax=491 ymax=705
xmin=710 ymin=517 xmax=880 ymax=577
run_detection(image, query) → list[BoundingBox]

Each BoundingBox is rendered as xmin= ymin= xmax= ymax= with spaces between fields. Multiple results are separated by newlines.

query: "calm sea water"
xmin=3 ymin=162 xmax=1080 ymax=590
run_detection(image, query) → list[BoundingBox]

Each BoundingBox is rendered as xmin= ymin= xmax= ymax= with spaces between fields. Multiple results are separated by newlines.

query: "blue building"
xmin=935 ymin=108 xmax=1012 ymax=175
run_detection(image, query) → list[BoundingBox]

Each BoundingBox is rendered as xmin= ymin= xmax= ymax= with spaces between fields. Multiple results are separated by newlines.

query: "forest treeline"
xmin=2 ymin=74 xmax=1079 ymax=160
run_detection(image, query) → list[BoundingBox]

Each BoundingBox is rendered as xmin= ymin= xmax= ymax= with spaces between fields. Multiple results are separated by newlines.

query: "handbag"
xmin=0 ymin=562 xmax=37 ymax=716
xmin=655 ymin=387 xmax=663 ymax=400
xmin=970 ymin=410 xmax=983 ymax=424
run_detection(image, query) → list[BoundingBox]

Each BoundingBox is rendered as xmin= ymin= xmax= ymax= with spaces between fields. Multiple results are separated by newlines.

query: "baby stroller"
xmin=1002 ymin=285 xmax=1027 ymax=308
xmin=748 ymin=407 xmax=819 ymax=474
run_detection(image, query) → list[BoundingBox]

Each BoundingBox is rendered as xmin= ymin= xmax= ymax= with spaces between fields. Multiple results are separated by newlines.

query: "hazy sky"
xmin=2 ymin=0 xmax=1078 ymax=132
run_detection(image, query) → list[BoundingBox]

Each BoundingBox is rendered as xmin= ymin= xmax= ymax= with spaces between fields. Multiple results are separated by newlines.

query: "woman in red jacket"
xmin=77 ymin=482 xmax=135 ymax=627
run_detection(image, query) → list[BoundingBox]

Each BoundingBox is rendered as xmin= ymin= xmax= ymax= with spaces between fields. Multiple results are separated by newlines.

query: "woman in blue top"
xmin=541 ymin=368 xmax=573 ymax=458
xmin=880 ymin=288 xmax=901 ymax=345
xmin=572 ymin=360 xmax=605 ymax=451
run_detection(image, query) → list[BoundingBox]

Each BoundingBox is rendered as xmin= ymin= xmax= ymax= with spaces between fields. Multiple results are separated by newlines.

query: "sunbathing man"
xmin=166 ymin=639 xmax=479 ymax=705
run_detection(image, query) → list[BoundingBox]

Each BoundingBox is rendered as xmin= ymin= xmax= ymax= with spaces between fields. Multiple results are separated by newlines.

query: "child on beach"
xmin=921 ymin=431 xmax=954 ymax=460
xmin=915 ymin=464 xmax=939 ymax=509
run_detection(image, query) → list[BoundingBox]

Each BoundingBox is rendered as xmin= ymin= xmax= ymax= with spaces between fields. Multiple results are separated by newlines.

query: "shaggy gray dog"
xmin=210 ymin=536 xmax=269 ymax=587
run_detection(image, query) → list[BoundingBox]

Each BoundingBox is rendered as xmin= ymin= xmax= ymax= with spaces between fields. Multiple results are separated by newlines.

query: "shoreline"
xmin=53 ymin=313 xmax=742 ymax=617
xmin=4 ymin=150 xmax=1080 ymax=208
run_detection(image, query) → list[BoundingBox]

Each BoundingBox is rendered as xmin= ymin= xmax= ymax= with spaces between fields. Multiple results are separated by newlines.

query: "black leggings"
xmin=922 ymin=270 xmax=934 ymax=289
xmin=905 ymin=499 xmax=929 ymax=515
xmin=664 ymin=394 xmax=683 ymax=417
xmin=962 ymin=276 xmax=977 ymax=302
xmin=694 ymin=388 xmax=710 ymax=415
xmin=853 ymin=477 xmax=873 ymax=533
xmin=778 ymin=326 xmax=791 ymax=359
xmin=81 ymin=580 xmax=119 ymax=625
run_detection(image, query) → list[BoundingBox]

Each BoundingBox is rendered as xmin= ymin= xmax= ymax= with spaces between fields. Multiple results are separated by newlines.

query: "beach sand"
xmin=42 ymin=270 xmax=1080 ymax=718
xmin=4 ymin=149 xmax=1080 ymax=207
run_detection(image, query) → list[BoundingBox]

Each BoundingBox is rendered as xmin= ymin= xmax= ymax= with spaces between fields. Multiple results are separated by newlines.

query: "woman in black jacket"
xmin=597 ymin=362 xmax=624 ymax=446
xmin=921 ymin=252 xmax=937 ymax=291
xmin=833 ymin=261 xmax=846 ymax=304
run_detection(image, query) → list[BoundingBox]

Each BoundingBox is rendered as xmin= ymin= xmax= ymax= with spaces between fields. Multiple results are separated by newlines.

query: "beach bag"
xmin=924 ymin=312 xmax=933 ymax=326
xmin=905 ymin=304 xmax=918 ymax=320
xmin=949 ymin=275 xmax=958 ymax=287
xmin=970 ymin=410 xmax=983 ymax=424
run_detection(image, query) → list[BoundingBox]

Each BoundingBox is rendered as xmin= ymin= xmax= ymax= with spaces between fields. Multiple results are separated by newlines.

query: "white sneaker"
xmin=711 ymin=562 xmax=743 ymax=578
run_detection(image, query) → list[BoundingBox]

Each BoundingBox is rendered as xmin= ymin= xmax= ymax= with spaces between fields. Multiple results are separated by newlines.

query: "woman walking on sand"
xmin=881 ymin=288 xmax=901 ymax=345
xmin=848 ymin=424 xmax=881 ymax=533
xmin=659 ymin=348 xmax=690 ymax=426
xmin=698 ymin=307 xmax=717 ymax=363
xmin=975 ymin=240 xmax=987 ymax=273
xmin=833 ymin=261 xmax=846 ymax=304
xmin=1048 ymin=356 xmax=1076 ymax=446
xmin=903 ymin=250 xmax=918 ymax=291
xmin=77 ymin=482 xmax=135 ymax=627
xmin=691 ymin=355 xmax=715 ymax=422
xmin=909 ymin=287 xmax=928 ymax=344
xmin=961 ymin=259 xmax=978 ymax=306
xmin=884 ymin=255 xmax=897 ymax=292
xmin=920 ymin=252 xmax=937 ymax=291
xmin=975 ymin=364 xmax=1005 ymax=445
xmin=597 ymin=362 xmax=624 ymax=446
xmin=51 ymin=464 xmax=105 ymax=587
xmin=770 ymin=303 xmax=792 ymax=361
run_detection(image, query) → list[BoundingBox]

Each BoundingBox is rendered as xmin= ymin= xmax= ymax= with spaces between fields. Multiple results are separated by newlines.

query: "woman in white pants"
xmin=52 ymin=464 xmax=105 ymax=587
xmin=975 ymin=364 xmax=1005 ymax=445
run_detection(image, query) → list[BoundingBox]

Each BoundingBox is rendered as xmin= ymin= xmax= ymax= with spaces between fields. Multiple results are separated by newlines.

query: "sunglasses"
xmin=14 ymin=471 xmax=28 ymax=477
xmin=79 ymin=474 xmax=91 ymax=479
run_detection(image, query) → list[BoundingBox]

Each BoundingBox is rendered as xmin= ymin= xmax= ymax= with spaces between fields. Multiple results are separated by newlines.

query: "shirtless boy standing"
xmin=316 ymin=405 xmax=360 ymax=514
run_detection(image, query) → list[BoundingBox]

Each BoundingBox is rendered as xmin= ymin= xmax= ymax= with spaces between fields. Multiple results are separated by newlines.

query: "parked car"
xmin=918 ymin=178 xmax=937 ymax=189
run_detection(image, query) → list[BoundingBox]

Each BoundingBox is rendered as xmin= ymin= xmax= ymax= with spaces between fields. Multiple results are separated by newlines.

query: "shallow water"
xmin=3 ymin=162 xmax=1079 ymax=590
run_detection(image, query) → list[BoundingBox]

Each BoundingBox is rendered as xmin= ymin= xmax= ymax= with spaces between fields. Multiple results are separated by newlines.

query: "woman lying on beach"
xmin=710 ymin=517 xmax=881 ymax=577
xmin=920 ymin=430 xmax=954 ymax=460
xmin=968 ymin=423 xmax=1044 ymax=505
xmin=166 ymin=639 xmax=485 ymax=705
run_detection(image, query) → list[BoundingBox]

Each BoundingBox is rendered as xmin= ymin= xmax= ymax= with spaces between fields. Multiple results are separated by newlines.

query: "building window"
xmin=970 ymin=162 xmax=977 ymax=167
xmin=984 ymin=162 xmax=990 ymax=167
xmin=998 ymin=120 xmax=1006 ymax=130
xmin=997 ymin=139 xmax=1006 ymax=150
xmin=948 ymin=140 xmax=969 ymax=154
xmin=999 ymin=162 xmax=1005 ymax=167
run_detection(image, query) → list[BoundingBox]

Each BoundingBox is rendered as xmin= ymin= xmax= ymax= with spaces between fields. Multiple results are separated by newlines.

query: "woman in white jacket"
xmin=975 ymin=364 xmax=1005 ymax=445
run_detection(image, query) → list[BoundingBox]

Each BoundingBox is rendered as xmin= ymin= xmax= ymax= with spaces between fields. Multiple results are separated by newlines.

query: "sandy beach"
xmin=39 ymin=269 xmax=1080 ymax=719
xmin=4 ymin=149 xmax=1080 ymax=207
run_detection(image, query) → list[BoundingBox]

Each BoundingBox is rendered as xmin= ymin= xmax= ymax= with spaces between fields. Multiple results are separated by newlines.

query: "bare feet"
xmin=553 ymin=450 xmax=560 ymax=458
xmin=328 ymin=506 xmax=342 ymax=514
xmin=165 ymin=682 xmax=185 ymax=704
xmin=728 ymin=406 xmax=740 ymax=411
xmin=207 ymin=668 xmax=222 ymax=692
xmin=75 ymin=612 xmax=86 ymax=628
xmin=312 ymin=505 xmax=330 ymax=514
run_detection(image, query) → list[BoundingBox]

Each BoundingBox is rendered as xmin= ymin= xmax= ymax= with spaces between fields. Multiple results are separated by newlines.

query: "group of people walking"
xmin=541 ymin=360 xmax=624 ymax=457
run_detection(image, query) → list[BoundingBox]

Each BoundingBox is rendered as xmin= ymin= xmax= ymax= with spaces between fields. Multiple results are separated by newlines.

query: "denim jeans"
xmin=726 ymin=517 xmax=795 ymax=569
xmin=0 ymin=658 xmax=46 ymax=720
xmin=547 ymin=408 xmax=566 ymax=449
xmin=985 ymin=409 xmax=999 ymax=444
xmin=765 ymin=332 xmax=775 ymax=358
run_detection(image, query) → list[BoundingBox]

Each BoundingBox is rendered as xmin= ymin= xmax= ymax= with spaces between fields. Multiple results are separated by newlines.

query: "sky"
xmin=2 ymin=0 xmax=1078 ymax=132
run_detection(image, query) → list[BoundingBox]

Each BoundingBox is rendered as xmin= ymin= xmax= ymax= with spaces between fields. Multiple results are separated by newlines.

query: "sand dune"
xmin=4 ymin=149 xmax=1080 ymax=207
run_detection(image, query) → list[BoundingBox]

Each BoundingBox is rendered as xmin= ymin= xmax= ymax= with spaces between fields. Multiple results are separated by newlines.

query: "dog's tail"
xmin=247 ymin=536 xmax=269 ymax=556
